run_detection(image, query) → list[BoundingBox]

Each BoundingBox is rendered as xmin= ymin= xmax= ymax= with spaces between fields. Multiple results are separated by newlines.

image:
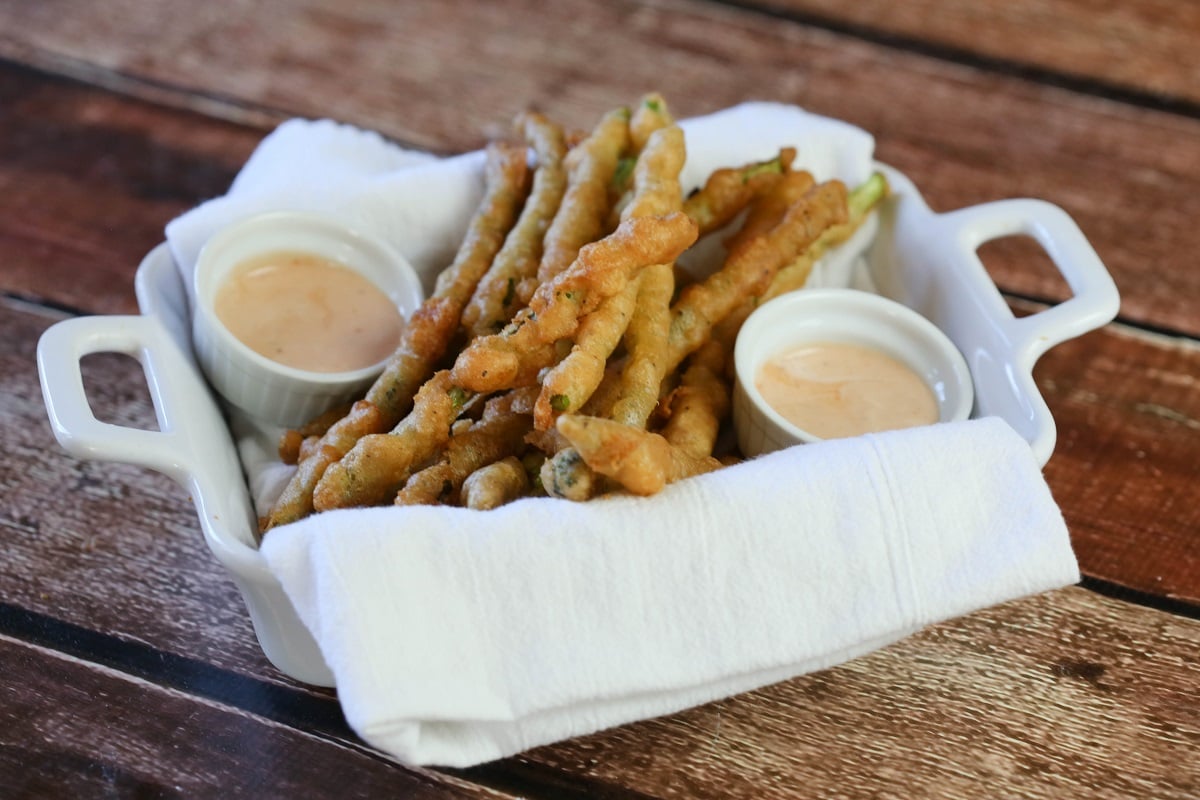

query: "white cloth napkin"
xmin=166 ymin=103 xmax=1078 ymax=767
xmin=260 ymin=418 xmax=1076 ymax=767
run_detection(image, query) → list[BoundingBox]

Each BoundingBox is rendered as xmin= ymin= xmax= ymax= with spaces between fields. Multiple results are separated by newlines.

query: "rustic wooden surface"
xmin=3 ymin=0 xmax=1200 ymax=335
xmin=1 ymin=0 xmax=1198 ymax=795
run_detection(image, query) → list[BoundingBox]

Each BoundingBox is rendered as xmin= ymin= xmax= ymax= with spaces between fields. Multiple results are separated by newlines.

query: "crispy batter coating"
xmin=621 ymin=126 xmax=685 ymax=220
xmin=716 ymin=172 xmax=890 ymax=344
xmin=660 ymin=339 xmax=729 ymax=459
xmin=723 ymin=170 xmax=815 ymax=255
xmin=394 ymin=411 xmax=532 ymax=506
xmin=609 ymin=262 xmax=674 ymax=427
xmin=630 ymin=93 xmax=673 ymax=152
xmin=579 ymin=356 xmax=626 ymax=416
xmin=263 ymin=144 xmax=528 ymax=530
xmin=451 ymin=211 xmax=697 ymax=393
xmin=461 ymin=456 xmax=531 ymax=510
xmin=277 ymin=401 xmax=354 ymax=462
xmin=462 ymin=113 xmax=568 ymax=337
xmin=537 ymin=107 xmax=631 ymax=284
xmin=263 ymin=400 xmax=384 ymax=528
xmin=555 ymin=414 xmax=721 ymax=495
xmin=534 ymin=275 xmax=639 ymax=429
xmin=539 ymin=445 xmax=602 ymax=501
xmin=312 ymin=371 xmax=461 ymax=511
xmin=277 ymin=429 xmax=304 ymax=466
xmin=297 ymin=434 xmax=322 ymax=464
xmin=667 ymin=179 xmax=849 ymax=373
xmin=609 ymin=93 xmax=675 ymax=224
xmin=535 ymin=124 xmax=686 ymax=429
xmin=682 ymin=148 xmax=796 ymax=236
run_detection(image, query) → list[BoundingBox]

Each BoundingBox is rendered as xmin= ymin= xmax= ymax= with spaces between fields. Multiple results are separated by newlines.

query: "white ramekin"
xmin=733 ymin=288 xmax=975 ymax=457
xmin=191 ymin=210 xmax=424 ymax=427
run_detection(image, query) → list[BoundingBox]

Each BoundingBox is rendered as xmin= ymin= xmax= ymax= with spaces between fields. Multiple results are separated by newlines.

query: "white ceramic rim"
xmin=193 ymin=209 xmax=424 ymax=385
xmin=734 ymin=287 xmax=976 ymax=446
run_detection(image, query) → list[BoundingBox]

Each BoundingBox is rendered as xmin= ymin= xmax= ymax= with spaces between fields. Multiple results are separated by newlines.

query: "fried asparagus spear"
xmin=537 ymin=107 xmax=631 ymax=284
xmin=461 ymin=112 xmax=568 ymax=337
xmin=715 ymin=172 xmax=890 ymax=342
xmin=535 ymin=123 xmax=686 ymax=428
xmin=534 ymin=275 xmax=639 ymax=429
xmin=683 ymin=149 xmax=795 ymax=236
xmin=608 ymin=93 xmax=674 ymax=226
xmin=660 ymin=339 xmax=730 ymax=460
xmin=461 ymin=456 xmax=531 ymax=510
xmin=262 ymin=143 xmax=528 ymax=530
xmin=312 ymin=371 xmax=464 ymax=511
xmin=723 ymin=170 xmax=815 ymax=255
xmin=665 ymin=179 xmax=849 ymax=374
xmin=277 ymin=401 xmax=355 ymax=464
xmin=451 ymin=211 xmax=698 ymax=393
xmin=393 ymin=410 xmax=532 ymax=506
xmin=539 ymin=101 xmax=683 ymax=497
xmin=555 ymin=414 xmax=721 ymax=495
xmin=608 ymin=262 xmax=674 ymax=427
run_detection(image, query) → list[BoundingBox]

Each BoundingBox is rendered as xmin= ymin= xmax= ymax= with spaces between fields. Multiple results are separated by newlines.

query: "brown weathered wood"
xmin=752 ymin=0 xmax=1200 ymax=104
xmin=0 ymin=634 xmax=515 ymax=798
xmin=0 ymin=1 xmax=1197 ymax=335
xmin=2 ymin=302 xmax=278 ymax=678
xmin=7 ymin=292 xmax=1200 ymax=795
xmin=0 ymin=63 xmax=260 ymax=315
xmin=1035 ymin=314 xmax=1200 ymax=604
xmin=9 ymin=287 xmax=1200 ymax=795
xmin=2 ymin=2 xmax=1199 ymax=793
xmin=514 ymin=587 xmax=1200 ymax=799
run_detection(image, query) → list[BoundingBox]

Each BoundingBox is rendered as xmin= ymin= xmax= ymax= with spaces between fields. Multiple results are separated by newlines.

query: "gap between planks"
xmin=697 ymin=0 xmax=1200 ymax=119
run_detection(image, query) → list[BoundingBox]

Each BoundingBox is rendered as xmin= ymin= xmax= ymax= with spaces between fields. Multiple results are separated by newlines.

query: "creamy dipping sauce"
xmin=215 ymin=250 xmax=403 ymax=373
xmin=755 ymin=341 xmax=939 ymax=440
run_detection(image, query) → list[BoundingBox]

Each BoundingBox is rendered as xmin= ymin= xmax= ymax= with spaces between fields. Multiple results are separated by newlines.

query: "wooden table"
xmin=2 ymin=1 xmax=1198 ymax=796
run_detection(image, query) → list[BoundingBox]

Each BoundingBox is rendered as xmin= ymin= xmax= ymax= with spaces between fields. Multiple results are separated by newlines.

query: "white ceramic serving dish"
xmin=36 ymin=162 xmax=1119 ymax=686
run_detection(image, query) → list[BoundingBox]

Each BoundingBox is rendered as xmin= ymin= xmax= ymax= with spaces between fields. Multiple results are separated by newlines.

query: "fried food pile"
xmin=262 ymin=94 xmax=887 ymax=533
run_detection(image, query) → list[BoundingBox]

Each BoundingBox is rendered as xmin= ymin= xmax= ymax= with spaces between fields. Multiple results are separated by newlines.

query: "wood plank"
xmin=0 ymin=63 xmax=260 ymax=315
xmin=0 ymin=633 xmax=514 ymax=798
xmin=747 ymin=0 xmax=1200 ymax=105
xmin=2 ymin=300 xmax=286 ymax=677
xmin=1034 ymin=313 xmax=1200 ymax=603
xmin=512 ymin=586 xmax=1200 ymax=799
xmin=6 ymin=297 xmax=1199 ymax=792
xmin=0 ymin=1 xmax=1198 ymax=335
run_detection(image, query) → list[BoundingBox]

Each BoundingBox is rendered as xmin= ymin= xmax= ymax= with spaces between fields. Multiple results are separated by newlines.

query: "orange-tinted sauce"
xmin=215 ymin=250 xmax=403 ymax=373
xmin=755 ymin=341 xmax=938 ymax=440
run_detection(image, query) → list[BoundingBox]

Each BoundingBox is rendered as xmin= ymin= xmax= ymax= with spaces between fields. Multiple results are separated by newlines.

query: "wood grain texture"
xmin=748 ymin=0 xmax=1200 ymax=104
xmin=0 ymin=0 xmax=1197 ymax=335
xmin=0 ymin=63 xmax=259 ymax=315
xmin=1035 ymin=314 xmax=1200 ymax=604
xmin=0 ymin=634 xmax=514 ymax=799
xmin=1 ymin=300 xmax=281 ymax=678
xmin=6 ymin=296 xmax=1200 ymax=792
xmin=2 ymin=2 xmax=1198 ymax=793
xmin=514 ymin=587 xmax=1199 ymax=799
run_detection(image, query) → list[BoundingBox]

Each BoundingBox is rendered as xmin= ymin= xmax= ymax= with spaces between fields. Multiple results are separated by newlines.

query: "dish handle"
xmin=37 ymin=314 xmax=207 ymax=484
xmin=937 ymin=198 xmax=1121 ymax=364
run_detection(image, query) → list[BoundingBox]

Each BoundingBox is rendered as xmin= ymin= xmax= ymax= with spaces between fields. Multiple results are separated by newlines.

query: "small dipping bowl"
xmin=192 ymin=210 xmax=425 ymax=427
xmin=733 ymin=288 xmax=975 ymax=457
